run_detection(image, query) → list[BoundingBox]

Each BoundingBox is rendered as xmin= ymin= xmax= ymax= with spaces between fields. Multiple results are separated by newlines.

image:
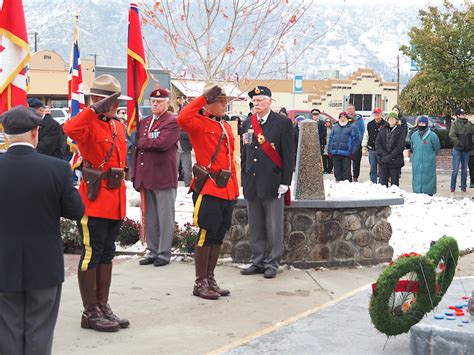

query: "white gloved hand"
xmin=277 ymin=184 xmax=288 ymax=198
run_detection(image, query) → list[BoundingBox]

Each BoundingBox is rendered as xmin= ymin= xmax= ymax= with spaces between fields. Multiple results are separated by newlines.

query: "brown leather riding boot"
xmin=193 ymin=246 xmax=220 ymax=300
xmin=78 ymin=269 xmax=120 ymax=332
xmin=207 ymin=244 xmax=230 ymax=296
xmin=96 ymin=263 xmax=130 ymax=328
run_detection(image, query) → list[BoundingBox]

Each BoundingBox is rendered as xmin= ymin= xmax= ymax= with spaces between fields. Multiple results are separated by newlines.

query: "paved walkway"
xmin=220 ymin=278 xmax=474 ymax=355
xmin=52 ymin=254 xmax=474 ymax=354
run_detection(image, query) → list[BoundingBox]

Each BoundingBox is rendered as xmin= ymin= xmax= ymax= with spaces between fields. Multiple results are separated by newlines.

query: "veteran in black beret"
xmin=0 ymin=105 xmax=84 ymax=354
xmin=240 ymin=86 xmax=295 ymax=279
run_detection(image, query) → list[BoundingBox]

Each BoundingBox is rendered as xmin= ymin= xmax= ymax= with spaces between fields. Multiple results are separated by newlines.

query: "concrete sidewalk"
xmin=52 ymin=258 xmax=383 ymax=354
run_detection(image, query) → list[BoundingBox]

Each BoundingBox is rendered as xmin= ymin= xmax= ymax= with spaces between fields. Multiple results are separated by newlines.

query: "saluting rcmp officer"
xmin=177 ymin=82 xmax=239 ymax=300
xmin=63 ymin=75 xmax=130 ymax=332
xmin=240 ymin=86 xmax=295 ymax=279
xmin=133 ymin=88 xmax=180 ymax=267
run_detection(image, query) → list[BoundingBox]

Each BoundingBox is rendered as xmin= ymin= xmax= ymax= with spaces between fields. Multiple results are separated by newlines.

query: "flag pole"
xmin=133 ymin=58 xmax=140 ymax=135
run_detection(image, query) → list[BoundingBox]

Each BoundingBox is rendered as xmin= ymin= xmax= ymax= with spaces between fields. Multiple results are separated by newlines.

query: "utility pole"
xmin=27 ymin=32 xmax=39 ymax=51
xmin=89 ymin=53 xmax=98 ymax=66
xmin=396 ymin=55 xmax=400 ymax=105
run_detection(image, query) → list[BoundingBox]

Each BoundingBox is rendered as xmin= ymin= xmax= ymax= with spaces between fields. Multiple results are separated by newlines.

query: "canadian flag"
xmin=0 ymin=0 xmax=31 ymax=113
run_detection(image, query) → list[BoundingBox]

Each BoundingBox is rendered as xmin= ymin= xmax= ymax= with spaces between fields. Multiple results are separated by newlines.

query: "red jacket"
xmin=177 ymin=96 xmax=239 ymax=200
xmin=132 ymin=111 xmax=180 ymax=190
xmin=64 ymin=108 xmax=127 ymax=220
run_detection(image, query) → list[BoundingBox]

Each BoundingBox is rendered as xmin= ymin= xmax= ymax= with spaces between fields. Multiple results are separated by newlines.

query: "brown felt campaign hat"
xmin=86 ymin=74 xmax=132 ymax=100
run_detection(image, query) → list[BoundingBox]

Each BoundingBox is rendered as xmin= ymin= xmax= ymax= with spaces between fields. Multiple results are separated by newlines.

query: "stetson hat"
xmin=87 ymin=74 xmax=132 ymax=100
xmin=202 ymin=81 xmax=227 ymax=97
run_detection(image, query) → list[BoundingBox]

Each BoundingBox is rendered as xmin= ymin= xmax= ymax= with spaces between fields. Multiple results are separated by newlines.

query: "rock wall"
xmin=223 ymin=205 xmax=394 ymax=268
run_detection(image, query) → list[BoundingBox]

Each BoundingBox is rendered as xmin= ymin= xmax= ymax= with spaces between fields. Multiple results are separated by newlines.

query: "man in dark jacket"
xmin=133 ymin=89 xmax=180 ymax=267
xmin=362 ymin=108 xmax=387 ymax=183
xmin=240 ymin=86 xmax=295 ymax=279
xmin=177 ymin=128 xmax=193 ymax=187
xmin=375 ymin=111 xmax=406 ymax=187
xmin=0 ymin=106 xmax=84 ymax=355
xmin=28 ymin=99 xmax=66 ymax=159
xmin=311 ymin=109 xmax=327 ymax=155
xmin=448 ymin=108 xmax=474 ymax=193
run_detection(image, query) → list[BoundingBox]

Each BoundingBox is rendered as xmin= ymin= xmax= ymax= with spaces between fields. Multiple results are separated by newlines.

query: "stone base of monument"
xmin=409 ymin=278 xmax=474 ymax=355
xmin=223 ymin=197 xmax=404 ymax=268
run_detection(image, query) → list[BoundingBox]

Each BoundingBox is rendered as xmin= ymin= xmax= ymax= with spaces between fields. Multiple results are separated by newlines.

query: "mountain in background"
xmin=22 ymin=0 xmax=462 ymax=86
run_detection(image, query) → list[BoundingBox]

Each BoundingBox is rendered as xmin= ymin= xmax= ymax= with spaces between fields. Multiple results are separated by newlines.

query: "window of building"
xmin=349 ymin=94 xmax=372 ymax=111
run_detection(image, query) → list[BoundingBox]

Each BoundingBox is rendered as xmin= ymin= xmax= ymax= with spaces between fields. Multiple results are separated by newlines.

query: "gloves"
xmin=277 ymin=184 xmax=288 ymax=198
xmin=328 ymin=153 xmax=333 ymax=159
xmin=350 ymin=154 xmax=356 ymax=161
xmin=203 ymin=85 xmax=223 ymax=104
xmin=91 ymin=92 xmax=121 ymax=115
xmin=381 ymin=155 xmax=392 ymax=163
xmin=362 ymin=146 xmax=368 ymax=156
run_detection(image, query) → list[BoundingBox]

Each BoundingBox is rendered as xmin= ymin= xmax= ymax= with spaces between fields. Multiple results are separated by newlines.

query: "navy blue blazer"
xmin=0 ymin=145 xmax=84 ymax=292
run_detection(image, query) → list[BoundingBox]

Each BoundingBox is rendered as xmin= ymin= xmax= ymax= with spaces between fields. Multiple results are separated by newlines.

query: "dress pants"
xmin=247 ymin=196 xmax=284 ymax=272
xmin=145 ymin=188 xmax=177 ymax=262
xmin=177 ymin=151 xmax=192 ymax=187
xmin=0 ymin=285 xmax=62 ymax=355
xmin=352 ymin=146 xmax=362 ymax=179
xmin=77 ymin=216 xmax=122 ymax=271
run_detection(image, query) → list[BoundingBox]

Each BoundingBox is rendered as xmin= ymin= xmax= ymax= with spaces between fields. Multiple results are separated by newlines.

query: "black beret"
xmin=248 ymin=86 xmax=272 ymax=98
xmin=27 ymin=98 xmax=44 ymax=108
xmin=0 ymin=106 xmax=43 ymax=134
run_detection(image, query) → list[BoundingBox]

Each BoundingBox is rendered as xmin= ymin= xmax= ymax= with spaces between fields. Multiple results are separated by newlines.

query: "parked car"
xmin=140 ymin=105 xmax=152 ymax=118
xmin=50 ymin=108 xmax=69 ymax=124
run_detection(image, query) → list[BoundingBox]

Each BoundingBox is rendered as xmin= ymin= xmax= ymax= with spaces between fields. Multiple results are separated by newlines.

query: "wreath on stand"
xmin=369 ymin=236 xmax=459 ymax=336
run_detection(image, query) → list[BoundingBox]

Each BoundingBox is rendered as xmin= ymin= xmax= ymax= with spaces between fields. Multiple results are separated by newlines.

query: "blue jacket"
xmin=328 ymin=122 xmax=360 ymax=157
xmin=352 ymin=114 xmax=365 ymax=147
xmin=410 ymin=128 xmax=440 ymax=195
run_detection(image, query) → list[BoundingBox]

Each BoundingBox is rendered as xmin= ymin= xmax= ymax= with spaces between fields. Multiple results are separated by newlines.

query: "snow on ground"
xmin=122 ymin=180 xmax=474 ymax=259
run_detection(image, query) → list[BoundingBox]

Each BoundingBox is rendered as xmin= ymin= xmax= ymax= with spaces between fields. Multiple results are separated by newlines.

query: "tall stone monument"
xmin=294 ymin=119 xmax=325 ymax=200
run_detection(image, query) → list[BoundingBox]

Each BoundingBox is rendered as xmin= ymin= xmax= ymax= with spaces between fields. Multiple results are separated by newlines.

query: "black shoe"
xmin=264 ymin=268 xmax=277 ymax=279
xmin=139 ymin=257 xmax=156 ymax=266
xmin=240 ymin=265 xmax=265 ymax=275
xmin=153 ymin=259 xmax=170 ymax=267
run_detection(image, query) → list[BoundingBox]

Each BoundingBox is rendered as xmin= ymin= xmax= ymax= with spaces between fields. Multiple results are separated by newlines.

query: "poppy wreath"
xmin=426 ymin=236 xmax=459 ymax=308
xmin=370 ymin=237 xmax=459 ymax=336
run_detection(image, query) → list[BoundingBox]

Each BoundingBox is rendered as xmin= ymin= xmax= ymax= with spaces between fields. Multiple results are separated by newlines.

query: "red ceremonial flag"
xmin=0 ymin=0 xmax=31 ymax=113
xmin=127 ymin=1 xmax=148 ymax=135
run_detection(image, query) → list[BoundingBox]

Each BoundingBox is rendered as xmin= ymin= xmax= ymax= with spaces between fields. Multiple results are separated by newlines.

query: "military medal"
xmin=257 ymin=133 xmax=266 ymax=144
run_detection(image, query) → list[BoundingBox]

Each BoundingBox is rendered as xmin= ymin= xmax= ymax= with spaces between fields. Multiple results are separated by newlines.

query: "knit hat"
xmin=417 ymin=116 xmax=429 ymax=126
xmin=387 ymin=111 xmax=399 ymax=120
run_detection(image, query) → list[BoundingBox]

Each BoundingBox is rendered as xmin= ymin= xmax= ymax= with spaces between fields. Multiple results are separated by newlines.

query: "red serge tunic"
xmin=63 ymin=108 xmax=127 ymax=220
xmin=177 ymin=96 xmax=239 ymax=200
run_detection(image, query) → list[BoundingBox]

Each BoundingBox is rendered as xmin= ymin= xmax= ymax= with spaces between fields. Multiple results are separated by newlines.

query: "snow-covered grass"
xmin=122 ymin=180 xmax=474 ymax=258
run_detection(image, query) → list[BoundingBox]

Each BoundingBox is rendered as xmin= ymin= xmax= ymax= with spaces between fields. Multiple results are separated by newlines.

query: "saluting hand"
xmin=92 ymin=93 xmax=121 ymax=116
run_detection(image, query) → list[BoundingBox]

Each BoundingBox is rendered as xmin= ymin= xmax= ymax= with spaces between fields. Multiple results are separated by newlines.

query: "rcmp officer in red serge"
xmin=240 ymin=86 xmax=295 ymax=279
xmin=133 ymin=88 xmax=180 ymax=267
xmin=0 ymin=107 xmax=84 ymax=354
xmin=178 ymin=82 xmax=239 ymax=300
xmin=63 ymin=74 xmax=130 ymax=332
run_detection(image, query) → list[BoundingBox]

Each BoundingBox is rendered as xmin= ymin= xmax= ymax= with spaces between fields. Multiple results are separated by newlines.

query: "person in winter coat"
xmin=347 ymin=104 xmax=364 ymax=182
xmin=362 ymin=108 xmax=387 ymax=183
xmin=322 ymin=118 xmax=333 ymax=173
xmin=375 ymin=111 xmax=406 ymax=187
xmin=448 ymin=108 xmax=474 ymax=193
xmin=410 ymin=116 xmax=441 ymax=195
xmin=328 ymin=112 xmax=360 ymax=182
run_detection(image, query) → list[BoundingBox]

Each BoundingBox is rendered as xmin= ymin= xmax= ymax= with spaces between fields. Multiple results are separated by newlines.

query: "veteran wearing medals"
xmin=63 ymin=75 xmax=130 ymax=332
xmin=240 ymin=86 xmax=295 ymax=278
xmin=133 ymin=88 xmax=180 ymax=267
xmin=178 ymin=82 xmax=239 ymax=299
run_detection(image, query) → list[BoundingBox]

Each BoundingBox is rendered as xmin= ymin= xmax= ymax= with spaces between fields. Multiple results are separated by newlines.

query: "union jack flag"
xmin=68 ymin=15 xmax=84 ymax=118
